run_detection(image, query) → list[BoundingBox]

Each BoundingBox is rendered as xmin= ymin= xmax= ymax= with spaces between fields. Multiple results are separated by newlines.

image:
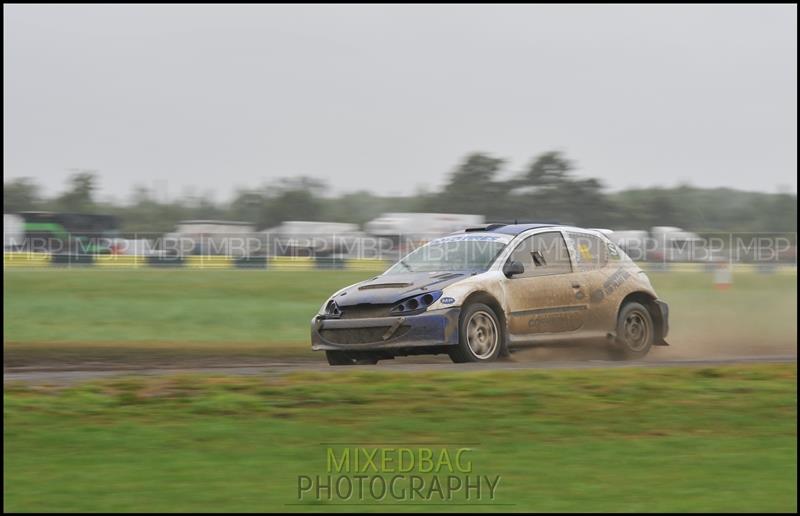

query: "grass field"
xmin=3 ymin=268 xmax=797 ymax=366
xmin=4 ymin=364 xmax=797 ymax=512
xmin=4 ymin=270 xmax=797 ymax=511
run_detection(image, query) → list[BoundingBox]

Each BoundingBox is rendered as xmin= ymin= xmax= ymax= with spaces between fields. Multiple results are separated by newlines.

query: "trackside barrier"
xmin=146 ymin=255 xmax=185 ymax=267
xmin=95 ymin=254 xmax=144 ymax=268
xmin=2 ymin=253 xmax=386 ymax=270
xmin=4 ymin=253 xmax=794 ymax=274
xmin=184 ymin=255 xmax=235 ymax=269
xmin=638 ymin=262 xmax=797 ymax=275
xmin=3 ymin=252 xmax=52 ymax=268
xmin=314 ymin=256 xmax=345 ymax=269
xmin=235 ymin=256 xmax=268 ymax=269
xmin=268 ymin=256 xmax=315 ymax=270
xmin=51 ymin=253 xmax=94 ymax=266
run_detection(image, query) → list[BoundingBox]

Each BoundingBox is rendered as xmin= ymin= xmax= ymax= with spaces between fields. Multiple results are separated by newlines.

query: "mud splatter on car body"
xmin=311 ymin=224 xmax=669 ymax=365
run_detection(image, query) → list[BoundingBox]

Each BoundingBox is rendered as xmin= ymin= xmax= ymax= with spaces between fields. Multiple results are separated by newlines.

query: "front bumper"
xmin=311 ymin=307 xmax=461 ymax=351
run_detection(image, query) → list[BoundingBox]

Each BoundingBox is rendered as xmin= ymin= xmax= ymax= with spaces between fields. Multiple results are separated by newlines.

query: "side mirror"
xmin=503 ymin=260 xmax=525 ymax=278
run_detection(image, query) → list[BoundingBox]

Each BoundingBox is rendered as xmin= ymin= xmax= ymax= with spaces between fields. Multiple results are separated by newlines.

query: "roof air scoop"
xmin=465 ymin=223 xmax=506 ymax=232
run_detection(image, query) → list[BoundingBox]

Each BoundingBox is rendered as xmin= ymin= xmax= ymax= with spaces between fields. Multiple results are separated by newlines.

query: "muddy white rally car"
xmin=311 ymin=223 xmax=669 ymax=365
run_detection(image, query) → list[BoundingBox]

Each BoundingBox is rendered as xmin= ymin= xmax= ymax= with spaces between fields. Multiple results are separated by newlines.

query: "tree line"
xmin=4 ymin=151 xmax=796 ymax=235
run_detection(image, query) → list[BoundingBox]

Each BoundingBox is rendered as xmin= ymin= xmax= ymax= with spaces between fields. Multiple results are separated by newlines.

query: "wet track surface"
xmin=4 ymin=354 xmax=796 ymax=384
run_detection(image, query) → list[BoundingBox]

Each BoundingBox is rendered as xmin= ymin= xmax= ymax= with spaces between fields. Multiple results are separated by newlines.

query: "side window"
xmin=606 ymin=240 xmax=630 ymax=262
xmin=567 ymin=232 xmax=608 ymax=272
xmin=507 ymin=231 xmax=572 ymax=278
xmin=607 ymin=241 xmax=621 ymax=261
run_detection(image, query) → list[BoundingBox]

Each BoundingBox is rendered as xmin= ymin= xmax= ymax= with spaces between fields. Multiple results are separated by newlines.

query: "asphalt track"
xmin=4 ymin=354 xmax=796 ymax=384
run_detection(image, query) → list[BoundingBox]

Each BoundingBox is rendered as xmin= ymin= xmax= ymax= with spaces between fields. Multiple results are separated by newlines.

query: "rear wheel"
xmin=325 ymin=350 xmax=380 ymax=366
xmin=449 ymin=303 xmax=502 ymax=363
xmin=609 ymin=302 xmax=654 ymax=360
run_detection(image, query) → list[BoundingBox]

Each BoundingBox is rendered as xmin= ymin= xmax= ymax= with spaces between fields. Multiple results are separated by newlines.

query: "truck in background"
xmin=11 ymin=211 xmax=120 ymax=254
xmin=609 ymin=226 xmax=724 ymax=262
xmin=263 ymin=221 xmax=366 ymax=257
xmin=364 ymin=212 xmax=485 ymax=257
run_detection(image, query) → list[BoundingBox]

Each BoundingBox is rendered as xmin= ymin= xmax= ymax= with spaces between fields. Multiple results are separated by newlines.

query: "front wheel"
xmin=609 ymin=301 xmax=654 ymax=360
xmin=325 ymin=350 xmax=380 ymax=366
xmin=449 ymin=303 xmax=503 ymax=363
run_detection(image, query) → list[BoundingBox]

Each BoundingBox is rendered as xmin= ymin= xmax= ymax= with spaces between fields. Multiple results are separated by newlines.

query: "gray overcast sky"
xmin=3 ymin=4 xmax=797 ymax=202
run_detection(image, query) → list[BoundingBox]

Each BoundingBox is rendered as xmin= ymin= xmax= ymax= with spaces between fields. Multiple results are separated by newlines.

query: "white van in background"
xmin=3 ymin=214 xmax=24 ymax=250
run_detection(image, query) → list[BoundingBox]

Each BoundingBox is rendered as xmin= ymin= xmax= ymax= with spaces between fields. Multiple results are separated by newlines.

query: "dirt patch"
xmin=3 ymin=340 xmax=319 ymax=370
xmin=4 ymin=335 xmax=796 ymax=372
xmin=506 ymin=337 xmax=797 ymax=363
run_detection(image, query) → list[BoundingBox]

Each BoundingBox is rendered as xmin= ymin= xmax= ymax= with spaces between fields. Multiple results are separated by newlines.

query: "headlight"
xmin=390 ymin=290 xmax=443 ymax=314
xmin=323 ymin=299 xmax=342 ymax=317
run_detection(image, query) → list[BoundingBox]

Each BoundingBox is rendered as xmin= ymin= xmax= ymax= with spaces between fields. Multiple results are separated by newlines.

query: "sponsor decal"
xmin=440 ymin=297 xmax=456 ymax=305
xmin=590 ymin=267 xmax=631 ymax=303
xmin=578 ymin=243 xmax=593 ymax=262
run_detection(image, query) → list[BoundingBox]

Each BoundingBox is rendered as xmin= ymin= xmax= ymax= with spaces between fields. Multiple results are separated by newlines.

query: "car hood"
xmin=335 ymin=271 xmax=471 ymax=306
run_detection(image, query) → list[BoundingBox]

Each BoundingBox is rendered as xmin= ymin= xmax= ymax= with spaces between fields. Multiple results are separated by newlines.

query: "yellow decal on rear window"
xmin=578 ymin=243 xmax=593 ymax=261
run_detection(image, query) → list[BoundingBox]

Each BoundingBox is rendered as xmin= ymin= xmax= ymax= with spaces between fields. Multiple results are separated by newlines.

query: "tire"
xmin=609 ymin=301 xmax=654 ymax=360
xmin=449 ymin=303 xmax=503 ymax=363
xmin=325 ymin=350 xmax=380 ymax=366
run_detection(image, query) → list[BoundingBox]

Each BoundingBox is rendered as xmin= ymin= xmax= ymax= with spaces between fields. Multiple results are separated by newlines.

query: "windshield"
xmin=385 ymin=235 xmax=509 ymax=274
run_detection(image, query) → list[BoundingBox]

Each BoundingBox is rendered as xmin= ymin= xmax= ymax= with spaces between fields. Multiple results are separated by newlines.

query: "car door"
xmin=503 ymin=231 xmax=587 ymax=336
xmin=564 ymin=231 xmax=614 ymax=332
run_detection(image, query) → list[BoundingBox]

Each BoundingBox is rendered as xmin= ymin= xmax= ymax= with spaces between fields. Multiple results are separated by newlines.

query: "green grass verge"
xmin=3 ymin=268 xmax=796 ymax=365
xmin=4 ymin=364 xmax=797 ymax=512
xmin=3 ymin=269 xmax=374 ymax=343
xmin=646 ymin=270 xmax=797 ymax=349
xmin=3 ymin=269 xmax=375 ymax=365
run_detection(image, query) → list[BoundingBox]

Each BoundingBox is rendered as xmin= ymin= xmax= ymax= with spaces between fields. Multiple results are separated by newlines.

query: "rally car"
xmin=311 ymin=223 xmax=669 ymax=365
